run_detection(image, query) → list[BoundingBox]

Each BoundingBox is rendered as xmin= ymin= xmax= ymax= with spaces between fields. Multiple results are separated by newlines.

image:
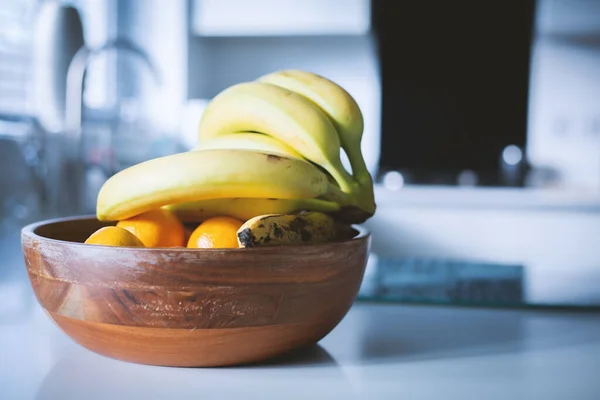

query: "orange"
xmin=84 ymin=226 xmax=145 ymax=247
xmin=187 ymin=216 xmax=244 ymax=249
xmin=116 ymin=209 xmax=185 ymax=248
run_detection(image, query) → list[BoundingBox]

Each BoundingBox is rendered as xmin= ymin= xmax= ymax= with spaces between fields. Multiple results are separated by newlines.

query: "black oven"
xmin=372 ymin=0 xmax=537 ymax=186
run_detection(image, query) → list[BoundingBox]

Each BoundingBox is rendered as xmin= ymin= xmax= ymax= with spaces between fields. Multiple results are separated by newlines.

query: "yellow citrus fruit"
xmin=116 ymin=209 xmax=185 ymax=248
xmin=187 ymin=216 xmax=244 ymax=249
xmin=84 ymin=226 xmax=145 ymax=247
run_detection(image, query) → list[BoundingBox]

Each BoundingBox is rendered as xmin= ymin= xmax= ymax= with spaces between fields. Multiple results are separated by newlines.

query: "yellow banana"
xmin=258 ymin=70 xmax=375 ymax=214
xmin=192 ymin=132 xmax=304 ymax=160
xmin=257 ymin=70 xmax=366 ymax=177
xmin=164 ymin=197 xmax=340 ymax=223
xmin=236 ymin=211 xmax=351 ymax=248
xmin=197 ymin=81 xmax=357 ymax=195
xmin=96 ymin=149 xmax=328 ymax=221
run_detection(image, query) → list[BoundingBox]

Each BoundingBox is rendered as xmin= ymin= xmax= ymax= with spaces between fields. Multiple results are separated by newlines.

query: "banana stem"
xmin=302 ymin=198 xmax=342 ymax=213
xmin=354 ymin=179 xmax=376 ymax=215
xmin=345 ymin=146 xmax=372 ymax=186
xmin=328 ymin=178 xmax=375 ymax=216
xmin=325 ymin=161 xmax=357 ymax=195
xmin=322 ymin=180 xmax=355 ymax=207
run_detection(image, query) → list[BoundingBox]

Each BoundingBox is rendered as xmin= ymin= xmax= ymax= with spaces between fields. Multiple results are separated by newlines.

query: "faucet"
xmin=59 ymin=38 xmax=161 ymax=215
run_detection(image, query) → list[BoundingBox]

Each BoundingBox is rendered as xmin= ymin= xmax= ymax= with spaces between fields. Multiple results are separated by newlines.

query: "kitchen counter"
xmin=1 ymin=233 xmax=600 ymax=400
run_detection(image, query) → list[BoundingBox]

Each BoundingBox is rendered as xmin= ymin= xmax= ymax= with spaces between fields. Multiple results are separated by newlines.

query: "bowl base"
xmin=50 ymin=311 xmax=337 ymax=367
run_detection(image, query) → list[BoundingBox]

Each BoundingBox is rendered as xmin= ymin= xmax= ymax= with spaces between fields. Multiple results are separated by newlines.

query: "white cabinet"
xmin=536 ymin=0 xmax=600 ymax=36
xmin=191 ymin=0 xmax=370 ymax=36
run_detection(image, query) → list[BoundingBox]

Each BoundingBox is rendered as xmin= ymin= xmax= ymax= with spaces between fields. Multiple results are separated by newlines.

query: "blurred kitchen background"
xmin=1 ymin=0 xmax=599 ymax=318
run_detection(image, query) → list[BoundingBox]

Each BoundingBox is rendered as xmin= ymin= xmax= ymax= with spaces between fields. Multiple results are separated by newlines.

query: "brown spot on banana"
xmin=236 ymin=212 xmax=348 ymax=248
xmin=237 ymin=228 xmax=257 ymax=248
xmin=266 ymin=155 xmax=282 ymax=162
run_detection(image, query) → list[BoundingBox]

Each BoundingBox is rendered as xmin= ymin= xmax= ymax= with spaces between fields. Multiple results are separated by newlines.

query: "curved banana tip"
xmin=96 ymin=209 xmax=118 ymax=222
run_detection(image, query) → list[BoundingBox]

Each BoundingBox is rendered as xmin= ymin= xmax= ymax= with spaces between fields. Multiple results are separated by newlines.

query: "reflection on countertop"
xmin=0 ymin=230 xmax=35 ymax=324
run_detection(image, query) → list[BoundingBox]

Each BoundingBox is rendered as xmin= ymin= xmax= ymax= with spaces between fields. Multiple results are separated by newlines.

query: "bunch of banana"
xmin=95 ymin=70 xmax=376 ymax=243
xmin=196 ymin=70 xmax=375 ymax=216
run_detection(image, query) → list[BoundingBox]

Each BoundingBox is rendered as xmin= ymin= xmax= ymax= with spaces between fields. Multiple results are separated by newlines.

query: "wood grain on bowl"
xmin=50 ymin=312 xmax=335 ymax=367
xmin=22 ymin=216 xmax=370 ymax=367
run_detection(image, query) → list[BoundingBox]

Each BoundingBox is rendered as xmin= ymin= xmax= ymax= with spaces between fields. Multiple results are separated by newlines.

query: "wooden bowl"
xmin=21 ymin=216 xmax=370 ymax=367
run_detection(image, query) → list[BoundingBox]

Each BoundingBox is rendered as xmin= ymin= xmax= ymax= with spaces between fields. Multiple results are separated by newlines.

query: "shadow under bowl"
xmin=21 ymin=216 xmax=370 ymax=367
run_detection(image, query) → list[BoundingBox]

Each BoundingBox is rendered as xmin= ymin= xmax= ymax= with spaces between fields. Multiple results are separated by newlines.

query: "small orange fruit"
xmin=187 ymin=216 xmax=244 ymax=249
xmin=116 ymin=209 xmax=185 ymax=248
xmin=84 ymin=226 xmax=145 ymax=247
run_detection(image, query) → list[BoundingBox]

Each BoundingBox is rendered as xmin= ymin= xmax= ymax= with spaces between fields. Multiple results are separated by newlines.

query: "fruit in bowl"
xmin=21 ymin=70 xmax=375 ymax=367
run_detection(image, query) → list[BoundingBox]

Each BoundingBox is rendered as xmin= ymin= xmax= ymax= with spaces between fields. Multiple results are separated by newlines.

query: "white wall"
xmin=114 ymin=0 xmax=188 ymax=136
xmin=526 ymin=0 xmax=600 ymax=192
xmin=191 ymin=0 xmax=370 ymax=36
xmin=527 ymin=38 xmax=600 ymax=192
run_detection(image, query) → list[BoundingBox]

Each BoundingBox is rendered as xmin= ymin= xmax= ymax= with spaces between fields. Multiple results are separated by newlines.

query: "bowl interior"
xmin=32 ymin=215 xmax=115 ymax=243
xmin=26 ymin=215 xmax=367 ymax=250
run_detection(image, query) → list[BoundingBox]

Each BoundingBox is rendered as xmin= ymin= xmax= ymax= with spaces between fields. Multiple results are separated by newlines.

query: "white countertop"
xmin=1 ymin=233 xmax=600 ymax=400
xmin=1 ymin=299 xmax=599 ymax=399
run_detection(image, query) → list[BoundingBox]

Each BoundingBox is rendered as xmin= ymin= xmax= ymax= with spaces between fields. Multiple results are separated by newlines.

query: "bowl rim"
xmin=21 ymin=214 xmax=370 ymax=252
